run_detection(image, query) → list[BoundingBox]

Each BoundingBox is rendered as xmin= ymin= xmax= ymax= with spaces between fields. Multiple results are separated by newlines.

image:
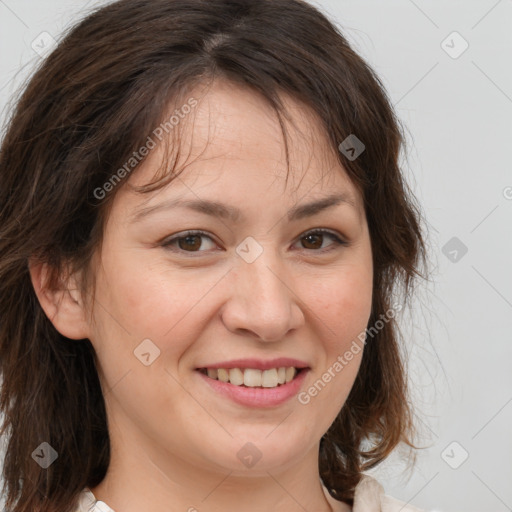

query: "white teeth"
xmin=228 ymin=368 xmax=244 ymax=386
xmin=261 ymin=368 xmax=278 ymax=388
xmin=285 ymin=367 xmax=296 ymax=383
xmin=244 ymin=368 xmax=262 ymax=387
xmin=217 ymin=368 xmax=229 ymax=383
xmin=202 ymin=366 xmax=300 ymax=388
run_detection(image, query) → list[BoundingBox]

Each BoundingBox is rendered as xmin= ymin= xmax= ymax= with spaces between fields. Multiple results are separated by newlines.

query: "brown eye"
xmin=301 ymin=233 xmax=324 ymax=250
xmin=296 ymin=229 xmax=347 ymax=252
xmin=162 ymin=231 xmax=216 ymax=253
xmin=177 ymin=234 xmax=202 ymax=251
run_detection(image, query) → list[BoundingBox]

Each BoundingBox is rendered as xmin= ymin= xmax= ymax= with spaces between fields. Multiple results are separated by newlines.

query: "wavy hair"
xmin=0 ymin=0 xmax=427 ymax=510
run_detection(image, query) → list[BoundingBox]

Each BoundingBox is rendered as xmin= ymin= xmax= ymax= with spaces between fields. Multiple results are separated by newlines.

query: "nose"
xmin=220 ymin=250 xmax=304 ymax=342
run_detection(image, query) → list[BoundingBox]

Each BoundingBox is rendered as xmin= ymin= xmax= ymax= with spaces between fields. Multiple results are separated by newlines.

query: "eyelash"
xmin=161 ymin=229 xmax=348 ymax=256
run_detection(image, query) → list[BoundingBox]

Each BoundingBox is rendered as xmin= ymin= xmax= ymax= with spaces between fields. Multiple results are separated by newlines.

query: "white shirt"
xmin=75 ymin=475 xmax=424 ymax=512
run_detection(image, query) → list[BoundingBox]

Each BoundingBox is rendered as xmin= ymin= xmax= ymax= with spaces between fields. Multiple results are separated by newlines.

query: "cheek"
xmin=305 ymin=264 xmax=373 ymax=342
xmin=298 ymin=269 xmax=371 ymax=419
xmin=89 ymin=254 xmax=232 ymax=401
xmin=96 ymin=247 xmax=214 ymax=337
xmin=299 ymin=264 xmax=372 ymax=411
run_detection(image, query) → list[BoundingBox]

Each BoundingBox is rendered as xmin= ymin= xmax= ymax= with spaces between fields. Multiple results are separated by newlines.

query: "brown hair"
xmin=0 ymin=0 xmax=427 ymax=510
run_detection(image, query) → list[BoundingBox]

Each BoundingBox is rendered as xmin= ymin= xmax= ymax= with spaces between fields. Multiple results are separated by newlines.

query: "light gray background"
xmin=1 ymin=1 xmax=511 ymax=511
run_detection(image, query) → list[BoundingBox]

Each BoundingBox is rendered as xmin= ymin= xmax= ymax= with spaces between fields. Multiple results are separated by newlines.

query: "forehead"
xmin=122 ymin=79 xmax=362 ymax=213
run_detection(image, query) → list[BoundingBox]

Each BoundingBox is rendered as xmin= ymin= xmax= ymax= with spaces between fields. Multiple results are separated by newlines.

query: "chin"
xmin=209 ymin=435 xmax=313 ymax=474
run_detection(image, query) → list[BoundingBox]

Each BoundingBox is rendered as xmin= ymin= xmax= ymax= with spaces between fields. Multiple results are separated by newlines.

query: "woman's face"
xmin=82 ymin=80 xmax=373 ymax=479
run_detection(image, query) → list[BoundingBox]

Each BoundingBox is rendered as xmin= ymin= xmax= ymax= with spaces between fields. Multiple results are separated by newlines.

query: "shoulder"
xmin=353 ymin=475 xmax=425 ymax=512
xmin=75 ymin=488 xmax=115 ymax=512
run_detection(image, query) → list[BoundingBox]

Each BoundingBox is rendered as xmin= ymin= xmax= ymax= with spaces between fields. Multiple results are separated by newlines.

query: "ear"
xmin=28 ymin=259 xmax=91 ymax=340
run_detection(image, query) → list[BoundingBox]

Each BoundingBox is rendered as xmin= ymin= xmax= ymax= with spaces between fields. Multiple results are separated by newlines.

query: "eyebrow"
xmin=130 ymin=192 xmax=357 ymax=224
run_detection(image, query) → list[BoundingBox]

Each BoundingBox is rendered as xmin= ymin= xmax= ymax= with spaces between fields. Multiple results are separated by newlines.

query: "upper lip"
xmin=196 ymin=357 xmax=310 ymax=371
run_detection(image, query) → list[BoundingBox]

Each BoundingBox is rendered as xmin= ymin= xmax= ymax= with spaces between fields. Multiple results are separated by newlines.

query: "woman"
xmin=0 ymin=0 xmax=428 ymax=511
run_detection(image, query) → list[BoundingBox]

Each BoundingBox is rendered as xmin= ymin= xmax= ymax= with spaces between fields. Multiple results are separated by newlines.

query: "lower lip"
xmin=196 ymin=369 xmax=310 ymax=408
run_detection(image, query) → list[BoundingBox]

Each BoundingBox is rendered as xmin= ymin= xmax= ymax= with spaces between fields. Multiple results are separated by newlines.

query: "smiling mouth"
xmin=197 ymin=367 xmax=306 ymax=388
